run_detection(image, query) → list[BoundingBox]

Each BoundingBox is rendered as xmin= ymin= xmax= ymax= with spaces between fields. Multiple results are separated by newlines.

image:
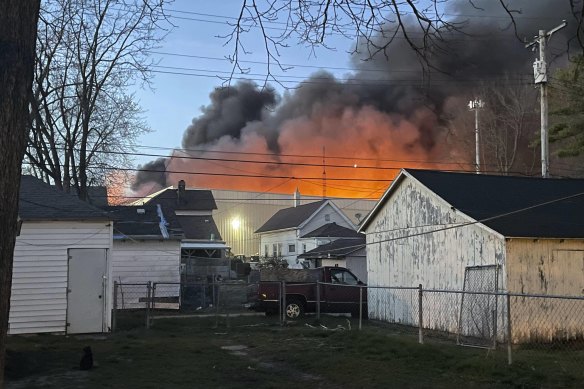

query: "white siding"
xmin=112 ymin=240 xmax=181 ymax=309
xmin=259 ymin=230 xmax=298 ymax=264
xmin=364 ymin=177 xmax=506 ymax=333
xmin=10 ymin=221 xmax=112 ymax=335
xmin=299 ymin=203 xmax=354 ymax=236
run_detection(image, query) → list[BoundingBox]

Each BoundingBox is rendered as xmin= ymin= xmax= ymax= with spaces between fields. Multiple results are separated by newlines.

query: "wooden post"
xmin=282 ymin=281 xmax=287 ymax=325
xmin=418 ymin=284 xmax=424 ymax=344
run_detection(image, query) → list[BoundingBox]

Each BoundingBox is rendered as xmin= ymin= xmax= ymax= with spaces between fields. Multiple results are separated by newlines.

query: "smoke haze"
xmin=132 ymin=0 xmax=580 ymax=197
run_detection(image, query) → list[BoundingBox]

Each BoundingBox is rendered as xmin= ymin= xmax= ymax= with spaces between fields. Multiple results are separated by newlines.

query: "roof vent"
xmin=137 ymin=208 xmax=146 ymax=214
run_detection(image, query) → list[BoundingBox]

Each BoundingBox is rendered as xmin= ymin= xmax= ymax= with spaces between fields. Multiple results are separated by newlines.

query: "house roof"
xmin=301 ymin=222 xmax=362 ymax=238
xmin=255 ymin=200 xmax=327 ymax=233
xmin=19 ymin=175 xmax=109 ymax=221
xmin=145 ymin=188 xmax=217 ymax=211
xmin=176 ymin=215 xmax=222 ymax=241
xmin=361 ymin=169 xmax=584 ymax=238
xmin=104 ymin=205 xmax=182 ymax=240
xmin=298 ymin=237 xmax=366 ymax=259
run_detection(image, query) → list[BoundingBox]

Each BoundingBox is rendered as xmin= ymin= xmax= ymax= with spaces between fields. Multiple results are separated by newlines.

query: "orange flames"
xmin=153 ymin=105 xmax=455 ymax=199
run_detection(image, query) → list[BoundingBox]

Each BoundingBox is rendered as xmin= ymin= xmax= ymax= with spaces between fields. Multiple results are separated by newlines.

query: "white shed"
xmin=10 ymin=176 xmax=113 ymax=335
xmin=360 ymin=169 xmax=584 ymax=343
xmin=106 ymin=204 xmax=182 ymax=309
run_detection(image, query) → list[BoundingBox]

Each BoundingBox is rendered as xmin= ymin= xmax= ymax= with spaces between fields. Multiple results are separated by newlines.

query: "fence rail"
xmin=112 ymin=280 xmax=584 ymax=366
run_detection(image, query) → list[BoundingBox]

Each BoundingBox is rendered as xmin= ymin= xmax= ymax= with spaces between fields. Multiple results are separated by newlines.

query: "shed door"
xmin=67 ymin=249 xmax=107 ymax=334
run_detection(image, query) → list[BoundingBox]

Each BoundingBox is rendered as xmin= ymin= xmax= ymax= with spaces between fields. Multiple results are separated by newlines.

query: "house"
xmin=255 ymin=199 xmax=356 ymax=266
xmin=298 ymin=236 xmax=367 ymax=282
xmin=359 ymin=169 xmax=584 ymax=343
xmin=133 ymin=180 xmax=230 ymax=279
xmin=105 ymin=204 xmax=182 ymax=309
xmin=211 ymin=188 xmax=376 ymax=257
xmin=10 ymin=176 xmax=113 ymax=335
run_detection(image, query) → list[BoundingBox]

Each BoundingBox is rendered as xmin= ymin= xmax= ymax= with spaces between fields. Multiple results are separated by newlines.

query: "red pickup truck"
xmin=253 ymin=266 xmax=366 ymax=319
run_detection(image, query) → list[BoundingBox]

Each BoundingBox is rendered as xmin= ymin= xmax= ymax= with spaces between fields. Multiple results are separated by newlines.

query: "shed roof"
xmin=105 ymin=205 xmax=182 ymax=240
xmin=301 ymin=222 xmax=362 ymax=238
xmin=362 ymin=169 xmax=584 ymax=238
xmin=19 ymin=175 xmax=109 ymax=221
xmin=298 ymin=237 xmax=366 ymax=259
xmin=255 ymin=200 xmax=326 ymax=233
xmin=145 ymin=188 xmax=217 ymax=211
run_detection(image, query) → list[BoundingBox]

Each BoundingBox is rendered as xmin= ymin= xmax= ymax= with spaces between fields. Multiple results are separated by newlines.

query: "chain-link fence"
xmin=112 ymin=280 xmax=583 ymax=366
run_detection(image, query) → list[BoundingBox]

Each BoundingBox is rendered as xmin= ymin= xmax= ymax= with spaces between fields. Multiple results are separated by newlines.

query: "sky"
xmin=134 ymin=0 xmax=353 ymax=160
xmin=124 ymin=0 xmax=581 ymax=199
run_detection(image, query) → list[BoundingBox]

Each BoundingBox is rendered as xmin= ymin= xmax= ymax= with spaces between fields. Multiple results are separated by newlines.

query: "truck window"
xmin=330 ymin=269 xmax=359 ymax=285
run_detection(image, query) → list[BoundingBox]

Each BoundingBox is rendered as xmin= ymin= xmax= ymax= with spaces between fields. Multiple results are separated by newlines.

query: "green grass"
xmin=5 ymin=316 xmax=583 ymax=388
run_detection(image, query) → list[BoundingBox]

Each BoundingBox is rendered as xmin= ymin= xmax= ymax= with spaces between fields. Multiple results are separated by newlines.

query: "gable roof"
xmin=176 ymin=215 xmax=222 ymax=241
xmin=301 ymin=222 xmax=362 ymax=239
xmin=361 ymin=169 xmax=584 ymax=238
xmin=104 ymin=205 xmax=182 ymax=240
xmin=143 ymin=187 xmax=217 ymax=211
xmin=298 ymin=237 xmax=366 ymax=259
xmin=19 ymin=175 xmax=109 ymax=221
xmin=255 ymin=200 xmax=327 ymax=233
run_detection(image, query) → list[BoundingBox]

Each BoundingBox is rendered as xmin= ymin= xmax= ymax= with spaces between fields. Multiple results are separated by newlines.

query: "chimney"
xmin=177 ymin=179 xmax=186 ymax=204
xmin=294 ymin=187 xmax=301 ymax=207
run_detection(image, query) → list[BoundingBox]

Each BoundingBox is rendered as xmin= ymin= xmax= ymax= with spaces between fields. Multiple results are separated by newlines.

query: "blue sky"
xmin=134 ymin=0 xmax=355 ymax=162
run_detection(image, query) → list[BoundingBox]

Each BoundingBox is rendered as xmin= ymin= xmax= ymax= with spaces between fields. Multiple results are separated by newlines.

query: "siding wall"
xmin=10 ymin=221 xmax=112 ymax=334
xmin=259 ymin=230 xmax=298 ymax=264
xmin=112 ymin=240 xmax=181 ymax=310
xmin=364 ymin=177 xmax=506 ymax=333
xmin=506 ymin=239 xmax=584 ymax=342
xmin=299 ymin=203 xmax=354 ymax=236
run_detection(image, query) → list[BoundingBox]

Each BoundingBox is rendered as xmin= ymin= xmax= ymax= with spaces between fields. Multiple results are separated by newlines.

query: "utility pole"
xmin=468 ymin=99 xmax=485 ymax=174
xmin=526 ymin=20 xmax=567 ymax=178
xmin=322 ymin=146 xmax=326 ymax=199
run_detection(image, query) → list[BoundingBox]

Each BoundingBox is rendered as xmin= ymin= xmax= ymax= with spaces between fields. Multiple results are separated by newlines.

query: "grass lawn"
xmin=5 ymin=315 xmax=583 ymax=388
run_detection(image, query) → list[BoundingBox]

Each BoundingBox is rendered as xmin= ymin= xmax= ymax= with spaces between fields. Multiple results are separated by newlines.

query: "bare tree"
xmin=479 ymin=78 xmax=540 ymax=175
xmin=0 ymin=1 xmax=40 ymax=385
xmin=26 ymin=0 xmax=171 ymax=200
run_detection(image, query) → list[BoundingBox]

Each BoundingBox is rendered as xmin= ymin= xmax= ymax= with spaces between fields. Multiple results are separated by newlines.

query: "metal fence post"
xmin=152 ymin=283 xmax=157 ymax=311
xmin=359 ymin=286 xmax=363 ymax=331
xmin=146 ymin=281 xmax=152 ymax=329
xmin=215 ymin=281 xmax=221 ymax=329
xmin=506 ymin=293 xmax=513 ymax=365
xmin=112 ymin=281 xmax=118 ymax=332
xmin=282 ymin=281 xmax=287 ymax=325
xmin=316 ymin=281 xmax=321 ymax=320
xmin=418 ymin=284 xmax=424 ymax=344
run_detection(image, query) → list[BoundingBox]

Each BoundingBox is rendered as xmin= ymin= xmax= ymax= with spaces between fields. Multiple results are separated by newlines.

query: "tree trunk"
xmin=0 ymin=1 xmax=40 ymax=386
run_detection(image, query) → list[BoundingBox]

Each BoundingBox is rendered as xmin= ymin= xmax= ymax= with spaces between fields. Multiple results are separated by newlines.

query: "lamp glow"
xmin=231 ymin=218 xmax=241 ymax=230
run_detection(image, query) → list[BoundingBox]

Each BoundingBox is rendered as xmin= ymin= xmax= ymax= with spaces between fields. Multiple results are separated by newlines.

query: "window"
xmin=302 ymin=244 xmax=306 ymax=253
xmin=288 ymin=244 xmax=296 ymax=253
xmin=324 ymin=214 xmax=330 ymax=221
xmin=277 ymin=243 xmax=283 ymax=256
xmin=272 ymin=244 xmax=277 ymax=257
xmin=330 ymin=269 xmax=359 ymax=285
xmin=264 ymin=245 xmax=268 ymax=257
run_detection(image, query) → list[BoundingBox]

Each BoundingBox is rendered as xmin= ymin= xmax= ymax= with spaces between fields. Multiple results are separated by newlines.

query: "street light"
xmin=231 ymin=218 xmax=241 ymax=230
xmin=468 ymin=99 xmax=485 ymax=174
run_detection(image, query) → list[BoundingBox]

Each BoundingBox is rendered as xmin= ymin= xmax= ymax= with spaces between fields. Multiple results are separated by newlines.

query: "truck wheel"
xmin=285 ymin=299 xmax=305 ymax=319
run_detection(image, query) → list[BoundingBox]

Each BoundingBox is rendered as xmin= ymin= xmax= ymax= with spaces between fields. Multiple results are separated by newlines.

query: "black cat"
xmin=79 ymin=346 xmax=93 ymax=370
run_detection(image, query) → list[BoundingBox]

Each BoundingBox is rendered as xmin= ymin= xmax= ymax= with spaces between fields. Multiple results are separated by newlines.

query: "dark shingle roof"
xmin=255 ymin=200 xmax=326 ymax=233
xmin=148 ymin=188 xmax=217 ymax=211
xmin=104 ymin=205 xmax=182 ymax=240
xmin=406 ymin=169 xmax=584 ymax=238
xmin=19 ymin=175 xmax=109 ymax=221
xmin=301 ymin=222 xmax=362 ymax=238
xmin=299 ymin=237 xmax=366 ymax=259
xmin=176 ymin=215 xmax=222 ymax=241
